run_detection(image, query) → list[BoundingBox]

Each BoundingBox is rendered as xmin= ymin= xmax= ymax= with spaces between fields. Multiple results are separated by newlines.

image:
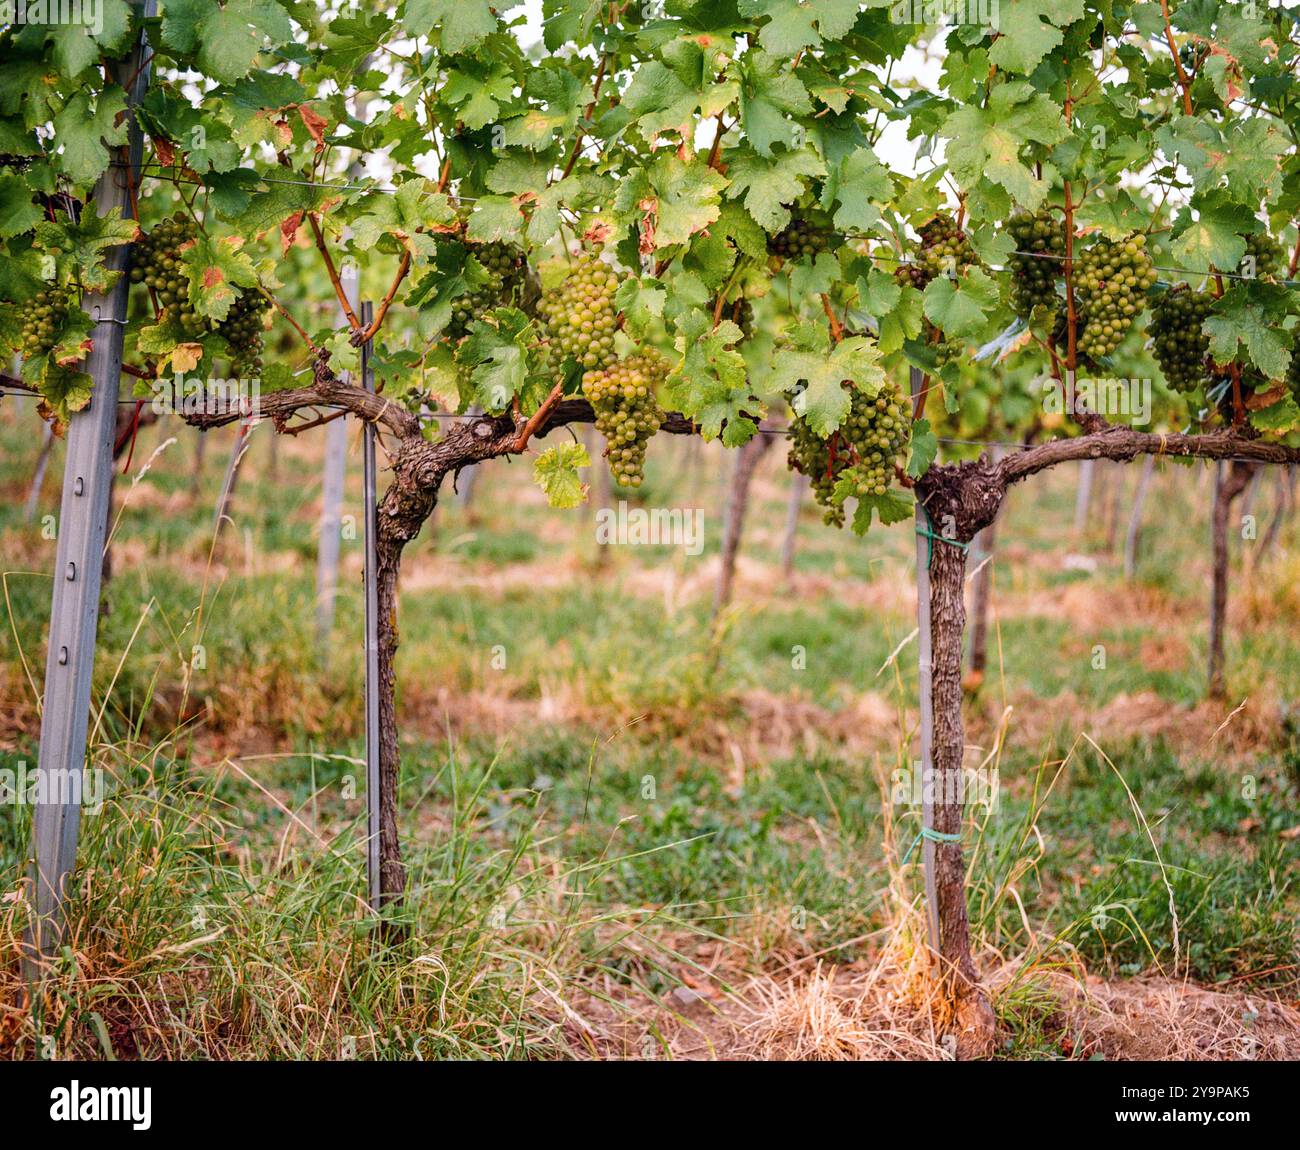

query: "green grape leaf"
xmin=457 ymin=307 xmax=535 ymax=413
xmin=726 ymin=147 xmax=827 ymax=233
xmin=1249 ymin=393 xmax=1300 ymax=434
xmin=53 ymin=89 xmax=128 ymax=185
xmin=849 ymin=487 xmax=914 ymax=536
xmin=738 ymin=51 xmax=812 ymax=158
xmin=906 ymin=417 xmax=938 ymax=480
xmin=738 ymin=0 xmax=863 ymax=56
xmin=196 ymin=0 xmax=293 ymax=85
xmin=922 ymin=267 xmax=999 ymax=340
xmin=183 ymin=234 xmax=259 ymax=322
xmin=941 ymin=83 xmax=1068 ymax=210
xmin=40 ymin=365 xmax=95 ymax=423
xmin=615 ymin=276 xmax=666 ymax=338
xmin=533 ymin=442 xmax=591 ymax=508
xmin=0 ymin=171 xmax=43 ymax=239
xmin=987 ymin=1 xmax=1086 ymax=74
xmin=821 ymin=149 xmax=892 ymax=234
xmin=773 ymin=330 xmax=886 ymax=437
xmin=1169 ymin=197 xmax=1253 ymax=275
xmin=1203 ymin=287 xmax=1291 ymax=380
xmin=615 ymin=154 xmax=728 ymax=249
xmin=664 ymin=309 xmax=756 ymax=444
xmin=405 ymin=0 xmax=497 ymax=54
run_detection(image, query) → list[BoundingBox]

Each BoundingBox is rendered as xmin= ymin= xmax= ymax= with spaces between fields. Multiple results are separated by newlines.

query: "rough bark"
xmin=917 ymin=474 xmax=998 ymax=1059
xmin=1258 ymin=466 xmax=1293 ymax=561
xmin=1122 ymin=455 xmax=1156 ymax=579
xmin=967 ymin=447 xmax=1004 ymax=682
xmin=1073 ymin=458 xmax=1095 ymax=539
xmin=713 ymin=431 xmax=773 ymax=617
xmin=780 ymin=471 xmax=809 ymax=583
xmin=1208 ymin=460 xmax=1255 ymax=699
xmin=24 ymin=422 xmax=56 ymax=524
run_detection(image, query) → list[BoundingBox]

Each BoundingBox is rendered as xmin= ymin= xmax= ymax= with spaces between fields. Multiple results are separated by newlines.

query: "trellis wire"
xmin=102 ymin=161 xmax=1300 ymax=287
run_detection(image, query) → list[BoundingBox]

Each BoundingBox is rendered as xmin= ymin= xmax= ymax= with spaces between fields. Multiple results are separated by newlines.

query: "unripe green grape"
xmin=582 ymin=349 xmax=669 ymax=487
xmin=787 ymin=380 xmax=912 ymax=529
xmin=540 ymin=251 xmax=620 ymax=372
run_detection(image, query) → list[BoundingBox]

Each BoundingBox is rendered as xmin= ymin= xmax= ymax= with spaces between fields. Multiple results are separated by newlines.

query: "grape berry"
xmin=448 ymin=240 xmax=526 ymax=338
xmin=768 ymin=211 xmax=835 ymax=262
xmin=18 ymin=285 xmax=75 ymax=360
xmin=1007 ymin=209 xmax=1065 ymax=318
xmin=1149 ymin=285 xmax=1214 ymax=392
xmin=540 ymin=252 xmax=619 ymax=371
xmin=584 ymin=350 xmax=668 ymax=487
xmin=130 ymin=214 xmax=207 ymax=338
xmin=788 ymin=383 xmax=912 ymax=529
xmin=1074 ymin=232 xmax=1156 ymax=360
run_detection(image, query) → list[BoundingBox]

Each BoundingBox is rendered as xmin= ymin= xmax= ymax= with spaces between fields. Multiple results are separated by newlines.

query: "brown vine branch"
xmin=1160 ymin=0 xmax=1195 ymax=116
xmin=352 ymin=249 xmax=412 ymax=346
xmin=308 ymin=212 xmax=363 ymax=331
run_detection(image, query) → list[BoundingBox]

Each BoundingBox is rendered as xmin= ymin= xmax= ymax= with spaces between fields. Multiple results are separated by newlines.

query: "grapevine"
xmin=1149 ymin=285 xmax=1215 ymax=392
xmin=1073 ymin=233 xmax=1157 ymax=361
xmin=788 ymin=383 xmax=912 ymax=529
xmin=1007 ymin=209 xmax=1065 ymax=318
xmin=539 ymin=251 xmax=619 ymax=372
xmin=583 ymin=350 xmax=669 ymax=487
xmin=18 ymin=285 xmax=75 ymax=360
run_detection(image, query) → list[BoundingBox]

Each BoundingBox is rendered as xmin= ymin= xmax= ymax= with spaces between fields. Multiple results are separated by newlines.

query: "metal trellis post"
xmin=26 ymin=1 xmax=156 ymax=971
xmin=360 ymin=302 xmax=381 ymax=912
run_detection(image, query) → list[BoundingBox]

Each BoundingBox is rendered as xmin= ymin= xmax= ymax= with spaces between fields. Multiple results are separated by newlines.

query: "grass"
xmin=1 ymin=408 xmax=1298 ymax=1059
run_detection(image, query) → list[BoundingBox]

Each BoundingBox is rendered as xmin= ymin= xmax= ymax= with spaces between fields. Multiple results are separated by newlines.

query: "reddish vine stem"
xmin=560 ymin=54 xmax=611 ymax=181
xmin=512 ymin=381 xmax=567 ymax=452
xmin=1160 ymin=0 xmax=1195 ymax=116
xmin=820 ymin=294 xmax=843 ymax=342
xmin=309 ymin=212 xmax=363 ymax=331
xmin=352 ymin=249 xmax=411 ymax=346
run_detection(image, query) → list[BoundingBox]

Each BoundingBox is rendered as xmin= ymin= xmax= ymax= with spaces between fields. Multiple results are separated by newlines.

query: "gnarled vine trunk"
xmin=1208 ymin=460 xmax=1256 ymax=699
xmin=917 ymin=466 xmax=1001 ymax=1059
xmin=374 ymin=529 xmax=409 ymax=909
xmin=713 ymin=431 xmax=773 ymax=618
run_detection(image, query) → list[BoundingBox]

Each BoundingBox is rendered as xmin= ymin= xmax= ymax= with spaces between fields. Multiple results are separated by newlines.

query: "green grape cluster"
xmin=539 ymin=252 xmax=619 ymax=371
xmin=584 ymin=350 xmax=668 ymax=487
xmin=788 ymin=384 xmax=911 ymax=528
xmin=1074 ymin=233 xmax=1156 ymax=360
xmin=18 ymin=285 xmax=75 ymax=359
xmin=768 ymin=211 xmax=834 ymax=261
xmin=448 ymin=240 xmax=526 ymax=338
xmin=1242 ymin=231 xmax=1281 ymax=281
xmin=217 ymin=289 xmax=269 ymax=376
xmin=1007 ymin=209 xmax=1065 ymax=317
xmin=1149 ymin=285 xmax=1214 ymax=391
xmin=895 ymin=212 xmax=978 ymax=290
xmin=130 ymin=214 xmax=207 ymax=338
